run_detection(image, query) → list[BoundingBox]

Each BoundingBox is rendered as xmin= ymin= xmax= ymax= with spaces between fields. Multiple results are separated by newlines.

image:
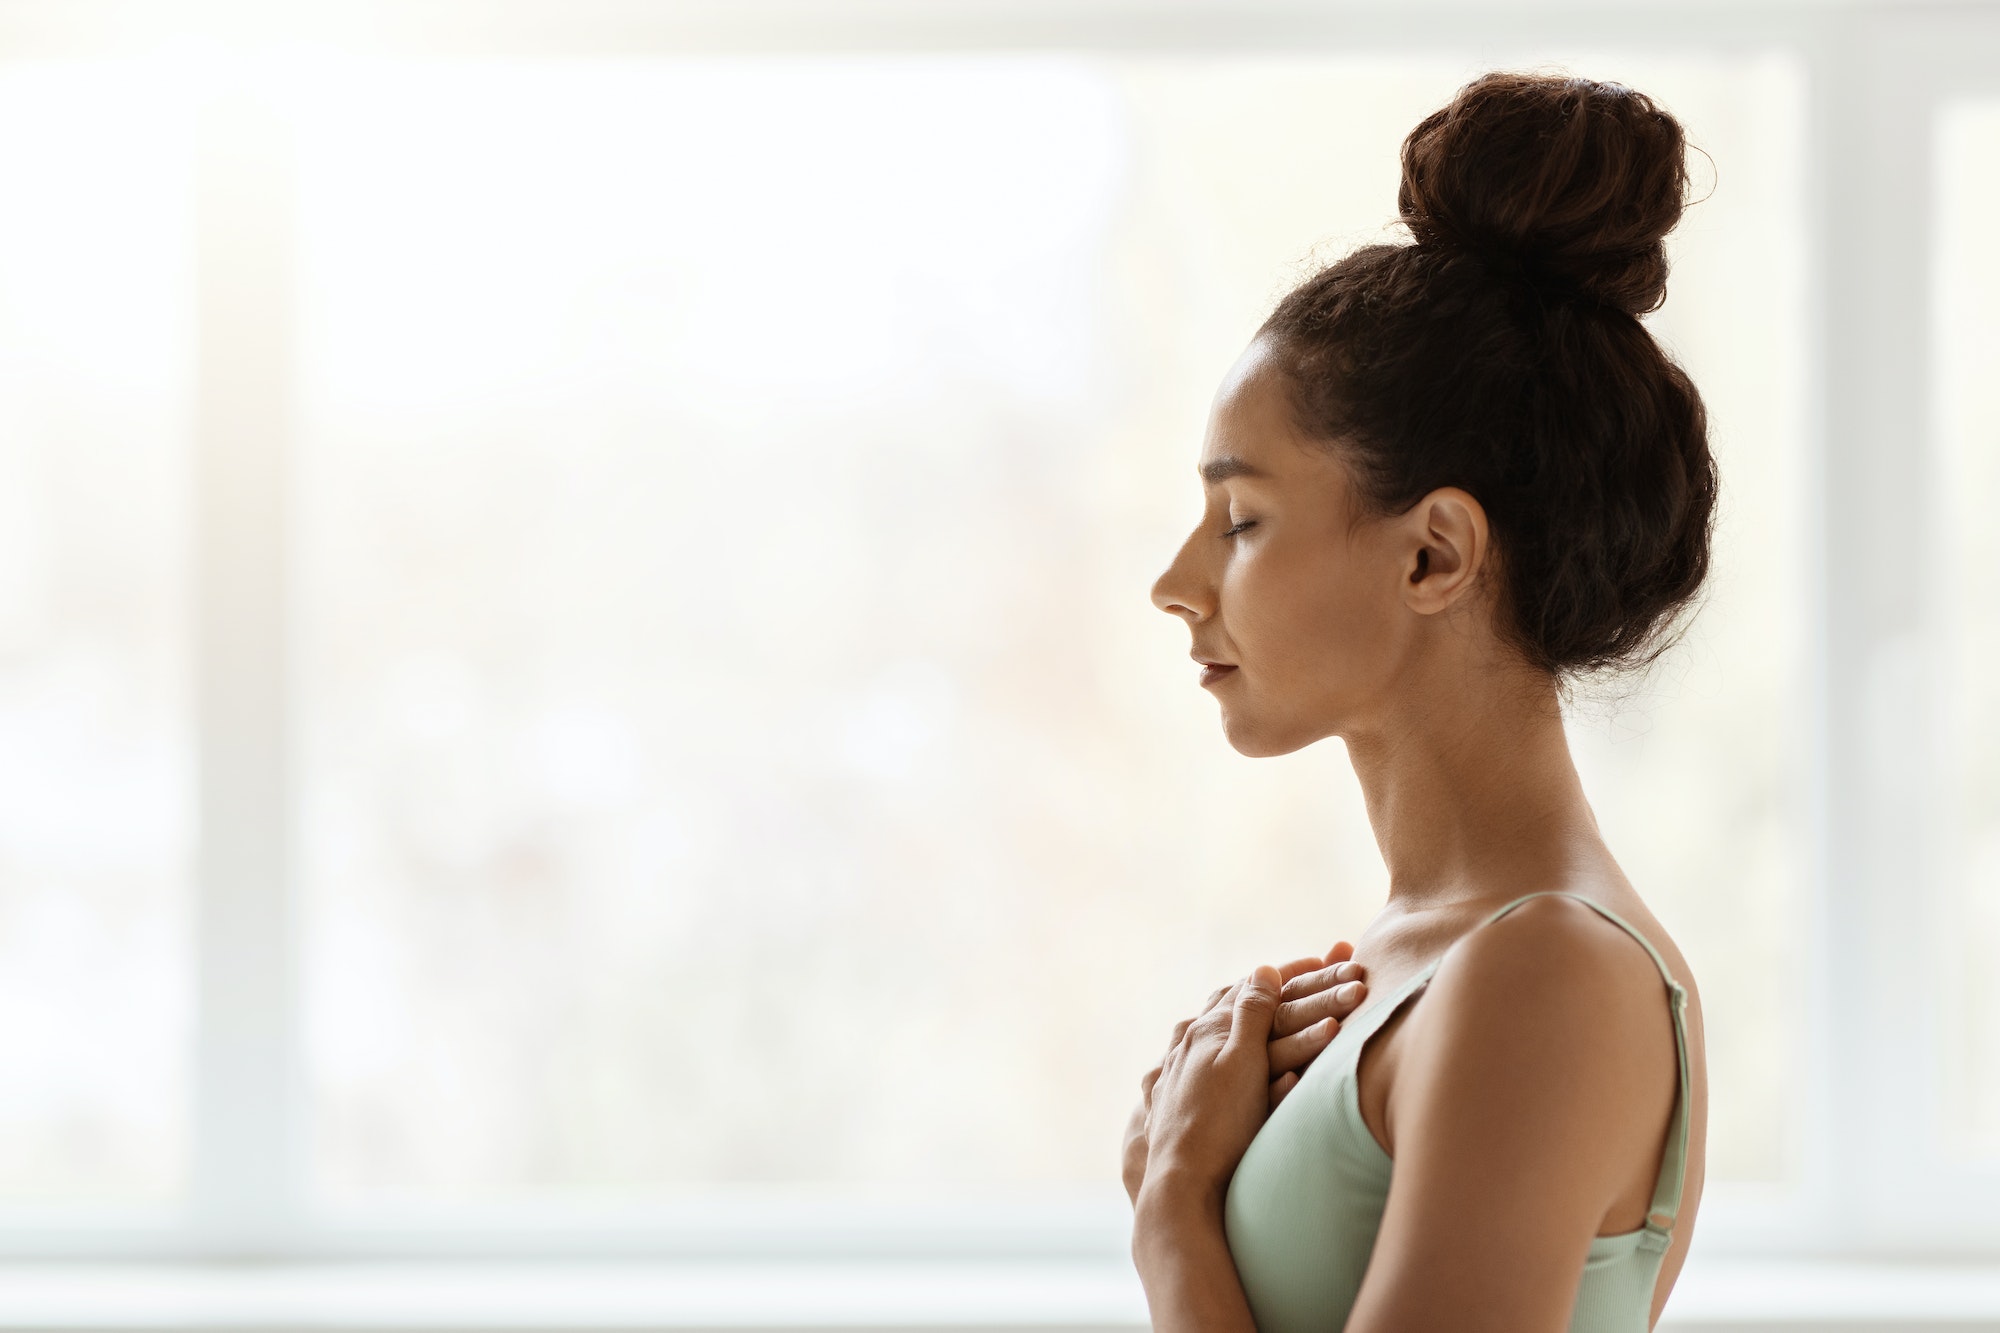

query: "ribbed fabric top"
xmin=1222 ymin=890 xmax=1692 ymax=1332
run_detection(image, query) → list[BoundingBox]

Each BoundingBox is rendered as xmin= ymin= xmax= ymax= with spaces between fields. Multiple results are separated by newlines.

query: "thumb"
xmin=1227 ymin=964 xmax=1283 ymax=1050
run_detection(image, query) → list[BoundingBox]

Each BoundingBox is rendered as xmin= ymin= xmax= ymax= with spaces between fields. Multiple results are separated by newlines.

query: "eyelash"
xmin=1221 ymin=519 xmax=1256 ymax=539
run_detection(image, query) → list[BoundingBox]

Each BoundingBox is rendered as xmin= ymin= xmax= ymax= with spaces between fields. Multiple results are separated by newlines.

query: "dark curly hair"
xmin=1259 ymin=71 xmax=1718 ymax=676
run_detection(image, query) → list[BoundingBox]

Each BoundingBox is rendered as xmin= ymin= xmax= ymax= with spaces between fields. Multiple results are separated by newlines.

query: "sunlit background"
xmin=0 ymin=2 xmax=1994 ymax=1328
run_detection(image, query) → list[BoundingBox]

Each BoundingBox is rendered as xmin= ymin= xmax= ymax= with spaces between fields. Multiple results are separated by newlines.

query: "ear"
xmin=1397 ymin=487 xmax=1490 ymax=616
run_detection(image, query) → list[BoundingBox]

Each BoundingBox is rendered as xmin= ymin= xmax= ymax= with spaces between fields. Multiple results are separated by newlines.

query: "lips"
xmin=1196 ymin=660 xmax=1238 ymax=687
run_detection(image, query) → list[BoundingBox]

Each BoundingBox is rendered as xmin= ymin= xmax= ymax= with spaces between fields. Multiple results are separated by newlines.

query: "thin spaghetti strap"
xmin=1475 ymin=890 xmax=1692 ymax=1243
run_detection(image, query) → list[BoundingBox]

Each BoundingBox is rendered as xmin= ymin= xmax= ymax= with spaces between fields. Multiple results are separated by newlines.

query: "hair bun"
xmin=1397 ymin=72 xmax=1691 ymax=316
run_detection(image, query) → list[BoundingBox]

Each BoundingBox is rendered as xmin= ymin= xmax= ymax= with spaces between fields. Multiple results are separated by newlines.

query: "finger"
xmin=1267 ymin=1015 xmax=1340 ymax=1075
xmin=1324 ymin=940 xmax=1355 ymax=966
xmin=1275 ymin=955 xmax=1326 ymax=984
xmin=1183 ymin=977 xmax=1250 ymax=1049
xmin=1279 ymin=961 xmax=1364 ymax=1004
xmin=1121 ymin=1103 xmax=1149 ymax=1205
xmin=1168 ymin=1017 xmax=1192 ymax=1050
xmin=1141 ymin=1064 xmax=1162 ymax=1103
xmin=1185 ymin=981 xmax=1241 ymax=1037
xmin=1224 ymin=964 xmax=1283 ymax=1053
xmin=1273 ymin=978 xmax=1366 ymax=1036
xmin=1269 ymin=1069 xmax=1300 ymax=1110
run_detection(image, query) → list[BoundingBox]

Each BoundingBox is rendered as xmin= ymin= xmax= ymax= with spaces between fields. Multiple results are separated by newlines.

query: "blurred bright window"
xmin=14 ymin=5 xmax=2000 ymax=1266
xmin=1936 ymin=99 xmax=2000 ymax=1164
xmin=289 ymin=53 xmax=1805 ymax=1204
xmin=0 ymin=57 xmax=197 ymax=1209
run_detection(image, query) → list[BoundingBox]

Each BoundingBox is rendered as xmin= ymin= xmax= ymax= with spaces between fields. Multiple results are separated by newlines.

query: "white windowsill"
xmin=1 ymin=1259 xmax=1999 ymax=1331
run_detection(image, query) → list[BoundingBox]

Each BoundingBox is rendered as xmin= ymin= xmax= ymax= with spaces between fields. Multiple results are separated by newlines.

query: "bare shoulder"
xmin=1386 ymin=892 xmax=1681 ymax=1195
xmin=1438 ymin=892 xmax=1679 ymax=1024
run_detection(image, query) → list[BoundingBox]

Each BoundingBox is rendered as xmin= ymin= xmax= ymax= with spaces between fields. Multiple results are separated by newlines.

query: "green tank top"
xmin=1222 ymin=890 xmax=1692 ymax=1332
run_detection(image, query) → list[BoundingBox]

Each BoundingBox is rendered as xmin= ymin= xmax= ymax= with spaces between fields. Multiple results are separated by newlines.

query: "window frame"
xmin=0 ymin=0 xmax=1993 ymax=1264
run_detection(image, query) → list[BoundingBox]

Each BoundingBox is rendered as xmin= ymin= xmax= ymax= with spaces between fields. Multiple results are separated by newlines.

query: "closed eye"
xmin=1221 ymin=520 xmax=1257 ymax=538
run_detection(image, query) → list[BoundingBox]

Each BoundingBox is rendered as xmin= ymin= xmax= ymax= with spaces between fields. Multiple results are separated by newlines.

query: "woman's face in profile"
xmin=1151 ymin=338 xmax=1416 ymax=757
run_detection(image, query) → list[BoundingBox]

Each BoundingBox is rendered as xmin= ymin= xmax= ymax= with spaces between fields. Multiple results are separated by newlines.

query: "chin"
xmin=1218 ymin=709 xmax=1322 ymax=759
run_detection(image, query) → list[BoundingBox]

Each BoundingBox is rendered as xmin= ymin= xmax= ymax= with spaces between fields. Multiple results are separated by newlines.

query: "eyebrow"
xmin=1200 ymin=455 xmax=1263 ymax=485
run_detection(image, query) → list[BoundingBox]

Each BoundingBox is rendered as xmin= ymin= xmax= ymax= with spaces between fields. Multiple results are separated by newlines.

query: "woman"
xmin=1122 ymin=72 xmax=1712 ymax=1332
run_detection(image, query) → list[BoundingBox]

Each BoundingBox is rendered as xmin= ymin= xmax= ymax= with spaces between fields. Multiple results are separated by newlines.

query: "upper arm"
xmin=1343 ymin=896 xmax=1679 ymax=1333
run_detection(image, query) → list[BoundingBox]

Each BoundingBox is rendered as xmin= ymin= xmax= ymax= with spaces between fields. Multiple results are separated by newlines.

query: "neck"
xmin=1342 ymin=658 xmax=1610 ymax=917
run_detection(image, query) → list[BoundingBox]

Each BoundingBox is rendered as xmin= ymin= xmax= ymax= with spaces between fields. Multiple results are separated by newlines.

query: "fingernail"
xmin=1338 ymin=981 xmax=1363 ymax=1001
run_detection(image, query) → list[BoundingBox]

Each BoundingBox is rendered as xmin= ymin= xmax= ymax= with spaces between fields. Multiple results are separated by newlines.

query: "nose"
xmin=1150 ymin=530 xmax=1212 ymax=623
